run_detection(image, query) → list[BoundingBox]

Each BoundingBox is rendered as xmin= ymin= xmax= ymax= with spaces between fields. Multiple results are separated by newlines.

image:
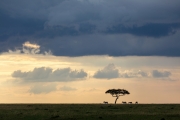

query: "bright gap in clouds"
xmin=6 ymin=41 xmax=52 ymax=55
xmin=23 ymin=41 xmax=40 ymax=49
xmin=0 ymin=41 xmax=180 ymax=103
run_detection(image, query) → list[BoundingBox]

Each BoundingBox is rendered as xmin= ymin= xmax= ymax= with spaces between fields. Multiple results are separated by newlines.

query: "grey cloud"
xmin=93 ymin=64 xmax=119 ymax=79
xmin=69 ymin=70 xmax=88 ymax=78
xmin=41 ymin=31 xmax=180 ymax=57
xmin=12 ymin=67 xmax=87 ymax=82
xmin=120 ymin=73 xmax=130 ymax=78
xmin=93 ymin=64 xmax=172 ymax=79
xmin=45 ymin=0 xmax=180 ymax=27
xmin=137 ymin=71 xmax=148 ymax=77
xmin=152 ymin=70 xmax=171 ymax=78
xmin=79 ymin=23 xmax=96 ymax=34
xmin=1 ymin=0 xmax=180 ymax=24
xmin=52 ymin=68 xmax=87 ymax=79
xmin=93 ymin=64 xmax=171 ymax=79
xmin=12 ymin=67 xmax=52 ymax=80
xmin=59 ymin=86 xmax=77 ymax=91
xmin=1 ymin=0 xmax=180 ymax=34
xmin=29 ymin=84 xmax=77 ymax=94
xmin=1 ymin=0 xmax=180 ymax=56
xmin=46 ymin=0 xmax=100 ymax=26
xmin=106 ymin=23 xmax=180 ymax=38
xmin=29 ymin=84 xmax=57 ymax=94
xmin=120 ymin=70 xmax=149 ymax=78
xmin=83 ymin=88 xmax=100 ymax=92
xmin=0 ymin=0 xmax=64 ymax=19
xmin=120 ymin=70 xmax=172 ymax=79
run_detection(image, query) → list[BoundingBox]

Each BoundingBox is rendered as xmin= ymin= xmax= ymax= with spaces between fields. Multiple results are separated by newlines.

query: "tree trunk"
xmin=115 ymin=97 xmax=119 ymax=104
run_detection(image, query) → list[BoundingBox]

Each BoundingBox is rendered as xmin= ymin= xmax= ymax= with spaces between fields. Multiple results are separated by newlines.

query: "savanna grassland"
xmin=0 ymin=104 xmax=179 ymax=120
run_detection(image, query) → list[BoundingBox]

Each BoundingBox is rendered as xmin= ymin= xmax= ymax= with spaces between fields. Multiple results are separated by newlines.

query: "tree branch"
xmin=118 ymin=95 xmax=125 ymax=97
xmin=112 ymin=94 xmax=124 ymax=97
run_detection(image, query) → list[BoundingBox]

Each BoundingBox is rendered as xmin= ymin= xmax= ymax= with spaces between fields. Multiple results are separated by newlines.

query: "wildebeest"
xmin=128 ymin=102 xmax=132 ymax=104
xmin=122 ymin=101 xmax=126 ymax=104
xmin=103 ymin=101 xmax=108 ymax=104
xmin=135 ymin=101 xmax=138 ymax=104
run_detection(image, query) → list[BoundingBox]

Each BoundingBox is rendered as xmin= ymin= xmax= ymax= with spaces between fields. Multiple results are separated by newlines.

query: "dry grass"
xmin=0 ymin=104 xmax=179 ymax=120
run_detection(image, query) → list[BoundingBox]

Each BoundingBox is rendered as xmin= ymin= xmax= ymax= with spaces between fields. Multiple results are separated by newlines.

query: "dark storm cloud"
xmin=106 ymin=23 xmax=180 ymax=37
xmin=41 ymin=33 xmax=180 ymax=56
xmin=1 ymin=0 xmax=180 ymax=56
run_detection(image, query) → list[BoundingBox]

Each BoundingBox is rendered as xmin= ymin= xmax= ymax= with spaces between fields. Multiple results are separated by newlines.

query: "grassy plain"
xmin=0 ymin=104 xmax=179 ymax=120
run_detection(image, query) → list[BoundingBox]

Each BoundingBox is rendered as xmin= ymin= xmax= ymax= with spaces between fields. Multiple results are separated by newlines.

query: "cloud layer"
xmin=93 ymin=64 xmax=119 ymax=79
xmin=29 ymin=84 xmax=57 ymax=94
xmin=59 ymin=86 xmax=77 ymax=91
xmin=5 ymin=41 xmax=52 ymax=55
xmin=92 ymin=64 xmax=172 ymax=79
xmin=29 ymin=84 xmax=76 ymax=94
xmin=152 ymin=70 xmax=171 ymax=78
xmin=12 ymin=67 xmax=87 ymax=82
xmin=0 ymin=0 xmax=180 ymax=56
xmin=11 ymin=64 xmax=172 ymax=83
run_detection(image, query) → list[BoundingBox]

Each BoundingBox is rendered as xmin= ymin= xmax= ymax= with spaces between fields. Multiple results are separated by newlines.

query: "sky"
xmin=0 ymin=0 xmax=180 ymax=103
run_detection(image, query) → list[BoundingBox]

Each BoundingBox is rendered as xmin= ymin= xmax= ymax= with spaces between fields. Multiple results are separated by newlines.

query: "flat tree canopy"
xmin=105 ymin=89 xmax=130 ymax=104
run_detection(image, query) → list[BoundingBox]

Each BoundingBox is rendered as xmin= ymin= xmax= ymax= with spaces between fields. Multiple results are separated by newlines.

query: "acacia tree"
xmin=105 ymin=89 xmax=130 ymax=104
